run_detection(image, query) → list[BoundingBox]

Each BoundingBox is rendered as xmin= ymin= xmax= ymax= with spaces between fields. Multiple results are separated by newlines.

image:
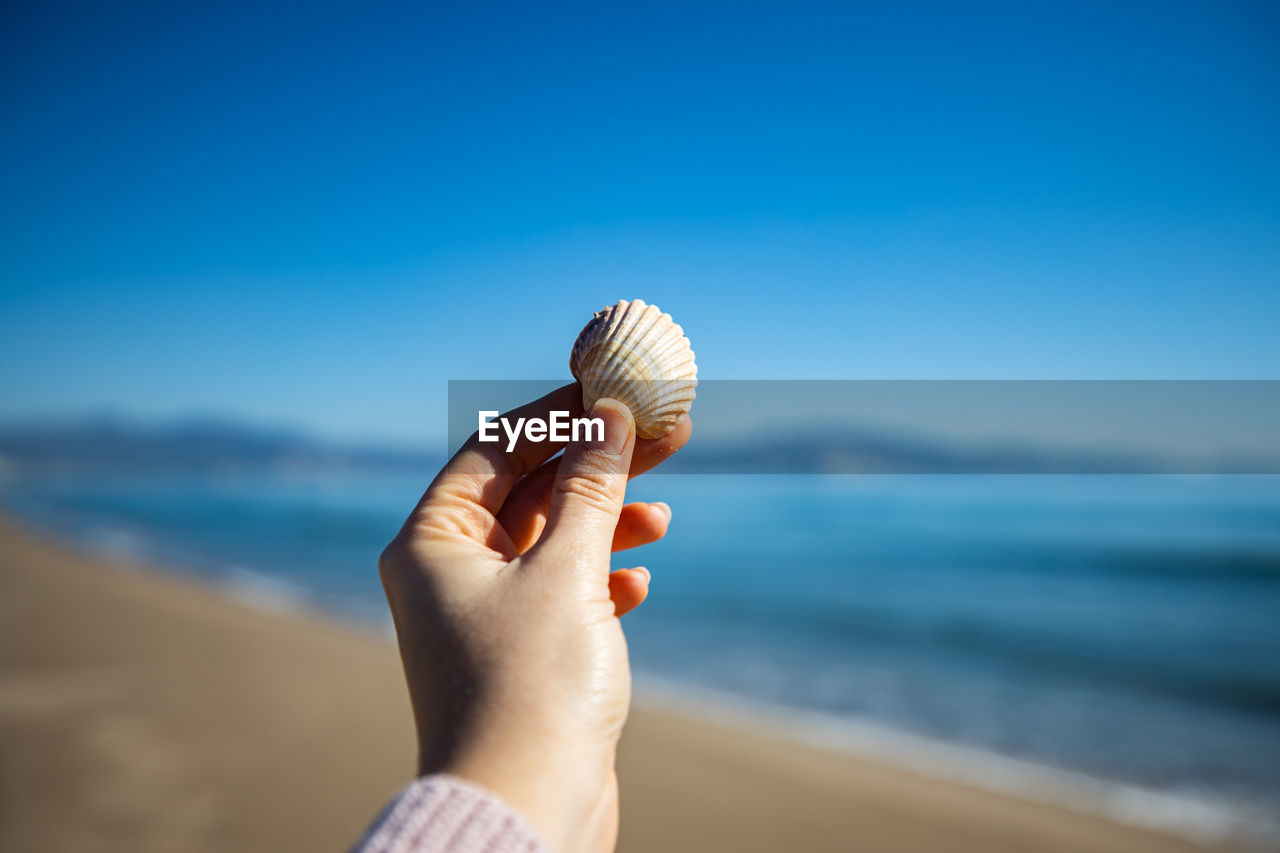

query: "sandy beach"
xmin=0 ymin=517 xmax=1239 ymax=853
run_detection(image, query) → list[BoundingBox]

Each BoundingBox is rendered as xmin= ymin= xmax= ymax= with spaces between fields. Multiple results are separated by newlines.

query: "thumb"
xmin=538 ymin=397 xmax=636 ymax=563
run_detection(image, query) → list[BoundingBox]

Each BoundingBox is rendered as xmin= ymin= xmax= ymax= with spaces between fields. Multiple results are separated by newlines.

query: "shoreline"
xmin=632 ymin=675 xmax=1272 ymax=848
xmin=44 ymin=511 xmax=1271 ymax=847
xmin=181 ymin=566 xmax=1280 ymax=845
xmin=0 ymin=515 xmax=1253 ymax=852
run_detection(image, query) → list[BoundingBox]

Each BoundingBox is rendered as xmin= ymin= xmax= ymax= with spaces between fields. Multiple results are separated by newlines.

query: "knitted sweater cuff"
xmin=351 ymin=774 xmax=550 ymax=853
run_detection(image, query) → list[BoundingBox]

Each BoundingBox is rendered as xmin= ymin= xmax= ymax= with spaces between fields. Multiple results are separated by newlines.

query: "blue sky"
xmin=2 ymin=0 xmax=1278 ymax=443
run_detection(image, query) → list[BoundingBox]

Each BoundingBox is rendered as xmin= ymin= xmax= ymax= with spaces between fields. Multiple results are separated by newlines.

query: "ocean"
xmin=3 ymin=470 xmax=1278 ymax=843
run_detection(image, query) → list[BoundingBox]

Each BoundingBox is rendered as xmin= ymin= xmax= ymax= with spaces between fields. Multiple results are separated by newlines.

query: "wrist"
xmin=443 ymin=727 xmax=615 ymax=853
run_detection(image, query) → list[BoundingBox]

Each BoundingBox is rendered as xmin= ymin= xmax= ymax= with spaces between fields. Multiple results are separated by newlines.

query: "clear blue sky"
xmin=2 ymin=0 xmax=1278 ymax=443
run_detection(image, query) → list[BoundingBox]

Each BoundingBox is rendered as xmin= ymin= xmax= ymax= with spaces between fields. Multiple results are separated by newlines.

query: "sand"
xmin=0 ymin=517 xmax=1237 ymax=853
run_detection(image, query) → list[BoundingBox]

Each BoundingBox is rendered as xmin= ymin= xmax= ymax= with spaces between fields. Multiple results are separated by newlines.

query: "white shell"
xmin=570 ymin=299 xmax=697 ymax=439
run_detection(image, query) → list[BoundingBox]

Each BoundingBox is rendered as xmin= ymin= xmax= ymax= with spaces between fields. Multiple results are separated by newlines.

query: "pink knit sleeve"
xmin=351 ymin=775 xmax=549 ymax=853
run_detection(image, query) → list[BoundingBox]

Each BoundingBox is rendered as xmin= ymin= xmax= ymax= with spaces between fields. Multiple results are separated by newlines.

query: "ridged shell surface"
xmin=570 ymin=299 xmax=697 ymax=439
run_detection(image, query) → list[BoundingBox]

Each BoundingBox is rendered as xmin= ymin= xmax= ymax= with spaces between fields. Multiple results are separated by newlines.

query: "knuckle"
xmin=415 ymin=492 xmax=491 ymax=542
xmin=423 ymin=507 xmax=489 ymax=544
xmin=378 ymin=538 xmax=405 ymax=581
xmin=555 ymin=470 xmax=621 ymax=515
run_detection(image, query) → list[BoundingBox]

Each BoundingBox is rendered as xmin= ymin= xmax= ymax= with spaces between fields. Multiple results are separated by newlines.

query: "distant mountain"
xmin=0 ymin=418 xmax=438 ymax=475
xmin=0 ymin=417 xmax=1263 ymax=476
xmin=663 ymin=425 xmax=1167 ymax=474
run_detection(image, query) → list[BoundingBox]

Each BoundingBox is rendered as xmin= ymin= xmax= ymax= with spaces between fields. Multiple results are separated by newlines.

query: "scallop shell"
xmin=570 ymin=299 xmax=697 ymax=439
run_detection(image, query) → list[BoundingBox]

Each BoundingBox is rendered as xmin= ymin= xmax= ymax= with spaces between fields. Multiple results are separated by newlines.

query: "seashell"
xmin=570 ymin=299 xmax=697 ymax=439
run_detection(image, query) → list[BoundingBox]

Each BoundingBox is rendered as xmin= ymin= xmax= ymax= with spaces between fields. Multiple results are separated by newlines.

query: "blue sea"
xmin=4 ymin=471 xmax=1279 ymax=842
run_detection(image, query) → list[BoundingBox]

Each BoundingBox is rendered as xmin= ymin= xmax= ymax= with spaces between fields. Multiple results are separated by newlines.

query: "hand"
xmin=378 ymin=383 xmax=691 ymax=853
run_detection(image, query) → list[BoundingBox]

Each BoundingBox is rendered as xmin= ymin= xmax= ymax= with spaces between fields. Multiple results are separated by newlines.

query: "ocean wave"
xmin=653 ymin=594 xmax=1280 ymax=716
xmin=220 ymin=566 xmax=311 ymax=614
xmin=976 ymin=542 xmax=1280 ymax=583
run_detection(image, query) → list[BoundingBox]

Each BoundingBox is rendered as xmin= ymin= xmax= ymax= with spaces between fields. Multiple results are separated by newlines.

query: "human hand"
xmin=378 ymin=383 xmax=691 ymax=853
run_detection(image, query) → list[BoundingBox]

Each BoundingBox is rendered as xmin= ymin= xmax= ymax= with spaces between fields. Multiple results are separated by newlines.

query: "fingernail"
xmin=589 ymin=398 xmax=632 ymax=455
xmin=636 ymin=566 xmax=651 ymax=582
xmin=652 ymin=501 xmax=672 ymax=522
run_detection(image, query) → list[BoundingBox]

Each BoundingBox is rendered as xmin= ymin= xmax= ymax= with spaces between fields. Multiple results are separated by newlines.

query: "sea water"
xmin=3 ymin=471 xmax=1278 ymax=841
